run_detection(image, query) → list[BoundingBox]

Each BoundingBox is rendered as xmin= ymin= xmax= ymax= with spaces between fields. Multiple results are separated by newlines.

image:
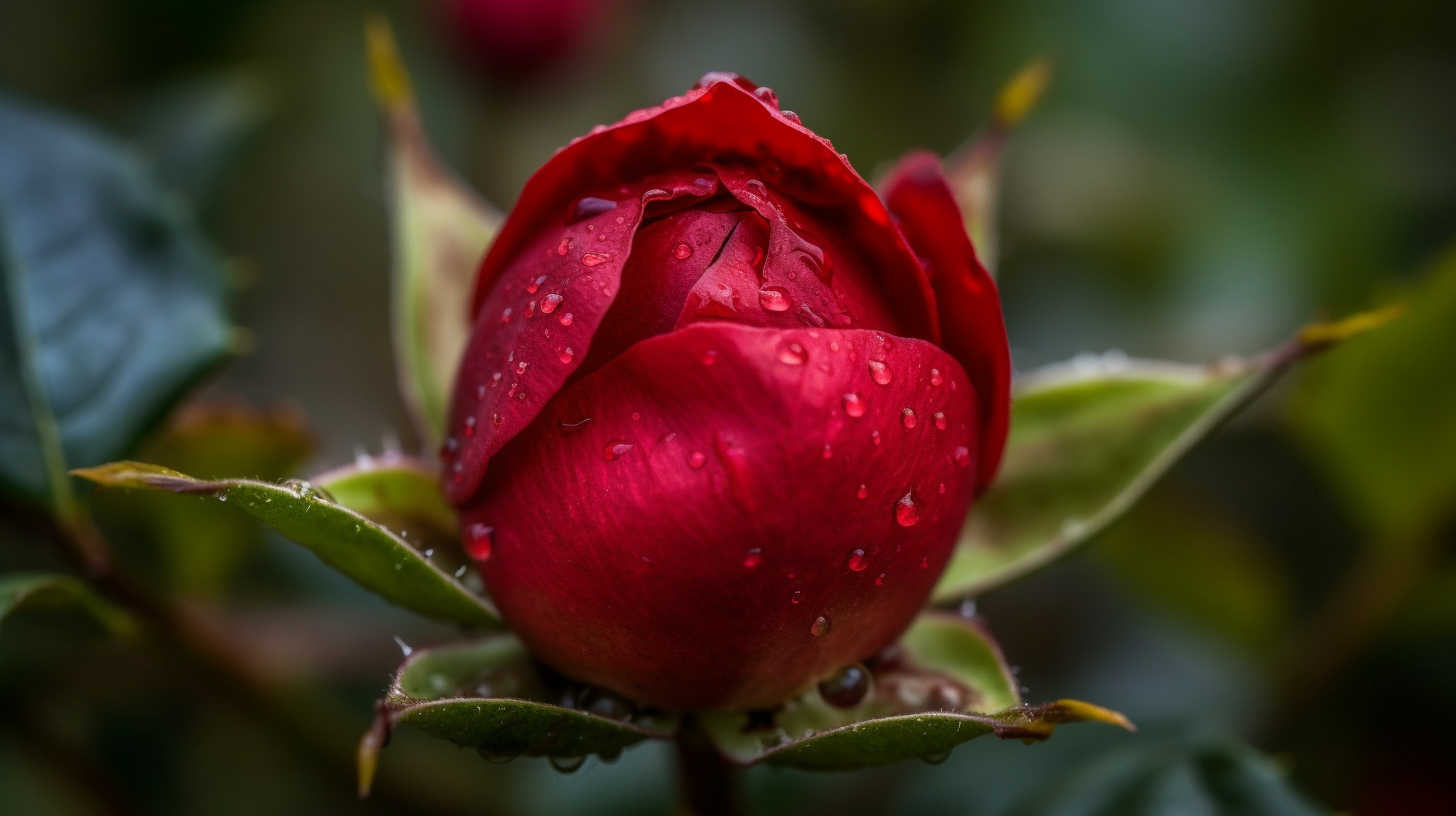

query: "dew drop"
xmin=500 ymin=307 xmax=513 ymax=323
xmin=674 ymin=243 xmax=693 ymax=260
xmin=524 ymin=300 xmax=536 ymax=318
xmin=540 ymin=293 xmax=563 ymax=314
xmin=818 ymin=663 xmax=870 ymax=708
xmin=847 ymin=548 xmax=869 ymax=572
xmin=871 ymin=430 xmax=881 ymax=446
xmin=922 ymin=750 xmax=951 ymax=766
xmin=867 ymin=360 xmax=891 ymax=385
xmin=492 ymin=412 xmax=504 ymax=427
xmin=463 ymin=415 xmax=477 ymax=437
xmin=919 ymin=556 xmax=930 ymax=569
xmin=556 ymin=237 xmax=572 ymax=256
xmin=516 ymin=361 xmax=529 ymax=375
xmin=465 ymin=523 xmax=494 ymax=560
xmin=875 ymin=573 xmax=886 ymax=586
xmin=758 ymin=286 xmax=791 ymax=312
xmin=857 ymin=484 xmax=868 ymax=499
xmin=901 ymin=408 xmax=917 ymax=429
xmin=573 ymin=196 xmax=617 ymax=221
xmin=549 ymin=755 xmax=586 ymax=774
xmin=953 ymin=446 xmax=971 ymax=467
xmin=934 ymin=412 xmax=947 ymax=430
xmin=743 ymin=548 xmax=763 ymax=569
xmin=603 ymin=440 xmax=633 ymax=461
xmin=559 ymin=347 xmax=575 ymax=364
xmin=701 ymin=349 xmax=718 ymax=366
xmin=822 ymin=444 xmax=833 ymax=460
xmin=393 ymin=635 xmax=412 ymax=657
xmin=688 ymin=451 xmax=706 ymax=468
xmin=527 ymin=274 xmax=547 ymax=294
xmin=791 ymin=590 xmax=803 ymax=605
xmin=443 ymin=435 xmax=459 ymax=453
xmin=559 ymin=311 xmax=574 ymax=326
xmin=895 ymin=491 xmax=920 ymax=527
xmin=842 ymin=393 xmax=865 ymax=417
xmin=930 ymin=368 xmax=943 ymax=386
xmin=582 ymin=252 xmax=609 ymax=267
xmin=777 ymin=341 xmax=808 ymax=366
xmin=491 ymin=371 xmax=503 ymax=387
xmin=811 ymin=616 xmax=832 ymax=637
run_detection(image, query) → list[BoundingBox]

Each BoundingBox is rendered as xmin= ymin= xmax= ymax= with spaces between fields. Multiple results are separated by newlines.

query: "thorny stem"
xmin=674 ymin=728 xmax=743 ymax=816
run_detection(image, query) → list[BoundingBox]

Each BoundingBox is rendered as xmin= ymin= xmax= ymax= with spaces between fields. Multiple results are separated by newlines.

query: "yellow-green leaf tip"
xmin=1298 ymin=303 xmax=1405 ymax=350
xmin=994 ymin=57 xmax=1055 ymax=128
xmin=365 ymin=14 xmax=413 ymax=113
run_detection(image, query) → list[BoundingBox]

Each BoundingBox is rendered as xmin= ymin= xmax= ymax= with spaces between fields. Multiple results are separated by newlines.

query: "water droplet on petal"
xmin=603 ymin=440 xmax=633 ymax=461
xmin=540 ymin=293 xmax=563 ymax=314
xmin=811 ymin=615 xmax=831 ymax=637
xmin=874 ymin=573 xmax=885 ymax=586
xmin=871 ymin=430 xmax=881 ymax=446
xmin=674 ymin=243 xmax=693 ymax=260
xmin=847 ymin=549 xmax=869 ymax=571
xmin=743 ymin=548 xmax=763 ymax=569
xmin=791 ymin=590 xmax=803 ymax=605
xmin=818 ymin=663 xmax=870 ymax=707
xmin=930 ymin=368 xmax=943 ymax=386
xmin=953 ymin=446 xmax=971 ymax=467
xmin=919 ymin=556 xmax=930 ymax=569
xmin=934 ymin=412 xmax=947 ymax=430
xmin=559 ymin=347 xmax=575 ymax=364
xmin=516 ymin=361 xmax=529 ymax=375
xmin=895 ymin=491 xmax=920 ymax=526
xmin=500 ymin=307 xmax=513 ymax=323
xmin=463 ymin=415 xmax=477 ymax=437
xmin=777 ymin=341 xmax=808 ymax=366
xmin=573 ymin=196 xmax=617 ymax=221
xmin=842 ymin=393 xmax=865 ymax=417
xmin=867 ymin=360 xmax=891 ymax=385
xmin=901 ymin=408 xmax=917 ymax=429
xmin=821 ymin=444 xmax=833 ymax=460
xmin=582 ymin=252 xmax=609 ymax=267
xmin=465 ymin=523 xmax=494 ymax=560
xmin=559 ymin=311 xmax=574 ymax=326
xmin=557 ymin=237 xmax=572 ymax=256
xmin=702 ymin=349 xmax=718 ymax=366
xmin=758 ymin=286 xmax=791 ymax=312
xmin=688 ymin=451 xmax=706 ymax=468
xmin=857 ymin=484 xmax=868 ymax=499
xmin=492 ymin=413 xmax=504 ymax=427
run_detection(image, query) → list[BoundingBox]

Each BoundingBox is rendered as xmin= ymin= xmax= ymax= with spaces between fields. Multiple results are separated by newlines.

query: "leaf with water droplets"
xmin=935 ymin=312 xmax=1400 ymax=602
xmin=368 ymin=17 xmax=503 ymax=450
xmin=312 ymin=453 xmax=456 ymax=545
xmin=71 ymin=461 xmax=500 ymax=628
xmin=0 ymin=572 xmax=137 ymax=638
xmin=359 ymin=634 xmax=678 ymax=794
xmin=697 ymin=612 xmax=1129 ymax=769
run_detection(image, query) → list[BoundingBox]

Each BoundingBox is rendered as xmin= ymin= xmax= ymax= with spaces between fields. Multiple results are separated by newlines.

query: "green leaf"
xmin=311 ymin=453 xmax=455 ymax=545
xmin=367 ymin=18 xmax=503 ymax=449
xmin=1011 ymin=738 xmax=1330 ymax=816
xmin=0 ymin=572 xmax=136 ymax=638
xmin=934 ymin=309 xmax=1398 ymax=603
xmin=698 ymin=613 xmax=1130 ymax=770
xmin=359 ymin=634 xmax=678 ymax=795
xmin=1291 ymin=248 xmax=1456 ymax=541
xmin=0 ymin=93 xmax=233 ymax=511
xmin=71 ymin=461 xmax=499 ymax=629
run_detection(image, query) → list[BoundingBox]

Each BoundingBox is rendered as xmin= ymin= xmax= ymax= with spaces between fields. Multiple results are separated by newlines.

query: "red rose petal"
xmin=468 ymin=74 xmax=940 ymax=346
xmin=460 ymin=322 xmax=980 ymax=711
xmin=880 ymin=151 xmax=1010 ymax=490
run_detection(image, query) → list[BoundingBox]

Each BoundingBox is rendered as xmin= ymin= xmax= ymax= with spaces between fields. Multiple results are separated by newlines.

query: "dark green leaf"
xmin=0 ymin=571 xmax=136 ymax=637
xmin=934 ymin=309 xmax=1397 ymax=602
xmin=71 ymin=461 xmax=499 ymax=628
xmin=698 ymin=613 xmax=1130 ymax=770
xmin=359 ymin=634 xmax=677 ymax=795
xmin=368 ymin=19 xmax=502 ymax=448
xmin=0 ymin=92 xmax=233 ymax=508
xmin=1012 ymin=739 xmax=1330 ymax=816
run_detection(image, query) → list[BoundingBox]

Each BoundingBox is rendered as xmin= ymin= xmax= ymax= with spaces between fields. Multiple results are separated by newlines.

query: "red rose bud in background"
xmin=431 ymin=0 xmax=617 ymax=83
xmin=443 ymin=73 xmax=1010 ymax=711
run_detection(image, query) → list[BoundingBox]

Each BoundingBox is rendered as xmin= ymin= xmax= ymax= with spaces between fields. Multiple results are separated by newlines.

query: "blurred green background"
xmin=2 ymin=0 xmax=1454 ymax=813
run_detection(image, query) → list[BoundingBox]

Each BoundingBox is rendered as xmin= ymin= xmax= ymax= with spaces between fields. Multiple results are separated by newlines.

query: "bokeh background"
xmin=2 ymin=0 xmax=1454 ymax=813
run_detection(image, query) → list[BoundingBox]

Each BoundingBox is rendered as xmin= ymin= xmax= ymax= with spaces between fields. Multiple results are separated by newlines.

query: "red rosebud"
xmin=444 ymin=74 xmax=1010 ymax=711
xmin=432 ymin=0 xmax=616 ymax=83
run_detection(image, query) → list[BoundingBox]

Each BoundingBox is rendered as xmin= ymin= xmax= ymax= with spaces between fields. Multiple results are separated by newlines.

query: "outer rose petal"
xmin=468 ymin=73 xmax=939 ymax=348
xmin=460 ymin=323 xmax=982 ymax=711
xmin=880 ymin=151 xmax=1010 ymax=490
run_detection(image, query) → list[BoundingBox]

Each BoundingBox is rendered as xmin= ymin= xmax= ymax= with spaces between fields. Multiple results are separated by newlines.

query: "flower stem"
xmin=674 ymin=728 xmax=743 ymax=816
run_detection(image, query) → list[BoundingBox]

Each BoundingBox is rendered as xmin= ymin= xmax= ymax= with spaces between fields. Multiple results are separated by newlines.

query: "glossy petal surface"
xmin=881 ymin=150 xmax=1010 ymax=490
xmin=461 ymin=322 xmax=979 ymax=710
